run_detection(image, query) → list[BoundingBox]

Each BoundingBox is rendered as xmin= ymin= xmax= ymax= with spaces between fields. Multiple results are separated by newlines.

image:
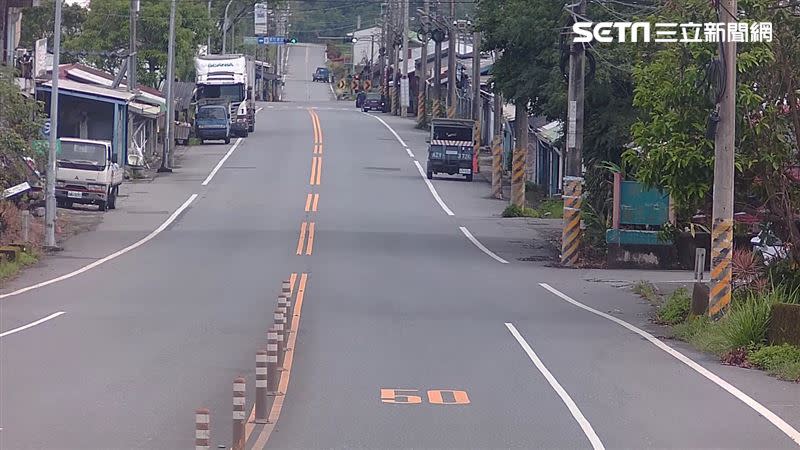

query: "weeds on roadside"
xmin=656 ymin=288 xmax=691 ymax=325
xmin=749 ymin=344 xmax=800 ymax=381
xmin=632 ymin=280 xmax=660 ymax=304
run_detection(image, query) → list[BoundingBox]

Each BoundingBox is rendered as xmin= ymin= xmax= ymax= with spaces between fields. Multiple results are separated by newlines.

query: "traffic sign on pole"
xmin=337 ymin=79 xmax=346 ymax=90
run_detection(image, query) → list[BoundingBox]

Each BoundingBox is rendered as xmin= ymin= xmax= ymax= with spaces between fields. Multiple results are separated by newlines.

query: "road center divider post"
xmin=232 ymin=377 xmax=246 ymax=450
xmin=195 ymin=408 xmax=210 ymax=450
xmin=255 ymin=350 xmax=269 ymax=423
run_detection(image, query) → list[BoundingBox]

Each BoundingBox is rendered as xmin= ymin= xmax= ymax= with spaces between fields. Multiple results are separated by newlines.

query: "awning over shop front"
xmin=128 ymin=101 xmax=161 ymax=119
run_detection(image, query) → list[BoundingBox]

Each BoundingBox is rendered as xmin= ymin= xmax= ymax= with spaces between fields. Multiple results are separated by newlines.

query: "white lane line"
xmin=0 ymin=312 xmax=66 ymax=338
xmin=363 ymin=112 xmax=408 ymax=147
xmin=538 ymin=283 xmax=800 ymax=447
xmin=201 ymin=138 xmax=243 ymax=186
xmin=505 ymin=323 xmax=605 ymax=450
xmin=412 ymin=160 xmax=454 ymax=216
xmin=404 ymin=147 xmax=414 ymax=158
xmin=256 ymin=107 xmax=263 ymax=113
xmin=0 ymin=194 xmax=198 ymax=300
xmin=329 ymin=82 xmax=335 ymax=98
xmin=459 ymin=226 xmax=508 ymax=264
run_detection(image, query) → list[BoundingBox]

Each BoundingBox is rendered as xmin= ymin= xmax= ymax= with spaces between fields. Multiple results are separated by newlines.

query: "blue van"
xmin=195 ymin=104 xmax=231 ymax=144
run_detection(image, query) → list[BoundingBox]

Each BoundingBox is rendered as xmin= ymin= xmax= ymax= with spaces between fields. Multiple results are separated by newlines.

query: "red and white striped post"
xmin=195 ymin=407 xmax=210 ymax=450
xmin=267 ymin=328 xmax=280 ymax=393
xmin=255 ymin=350 xmax=268 ymax=423
xmin=232 ymin=377 xmax=246 ymax=450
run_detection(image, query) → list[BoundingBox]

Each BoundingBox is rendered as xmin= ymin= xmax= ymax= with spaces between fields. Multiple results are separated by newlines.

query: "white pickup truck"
xmin=55 ymin=138 xmax=123 ymax=211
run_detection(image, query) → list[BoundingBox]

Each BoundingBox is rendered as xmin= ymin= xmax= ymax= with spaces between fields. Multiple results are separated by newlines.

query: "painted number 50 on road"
xmin=380 ymin=388 xmax=470 ymax=405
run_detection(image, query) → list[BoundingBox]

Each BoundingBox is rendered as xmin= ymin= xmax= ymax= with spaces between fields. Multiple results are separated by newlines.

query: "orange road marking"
xmin=289 ymin=272 xmax=297 ymax=297
xmin=295 ymin=222 xmax=307 ymax=255
xmin=312 ymin=193 xmax=319 ymax=212
xmin=309 ymin=157 xmax=318 ymax=185
xmin=251 ymin=273 xmax=309 ymax=450
xmin=244 ymin=404 xmax=256 ymax=442
xmin=308 ymin=110 xmax=320 ymax=144
xmin=315 ymin=157 xmax=322 ymax=185
xmin=306 ymin=222 xmax=315 ymax=255
xmin=305 ymin=193 xmax=313 ymax=212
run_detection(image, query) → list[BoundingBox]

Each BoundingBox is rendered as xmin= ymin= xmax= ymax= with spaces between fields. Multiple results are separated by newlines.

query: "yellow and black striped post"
xmin=393 ymin=84 xmax=400 ymax=115
xmin=561 ymin=176 xmax=583 ymax=267
xmin=491 ymin=135 xmax=503 ymax=199
xmin=510 ymin=146 xmax=526 ymax=207
xmin=447 ymin=103 xmax=456 ymax=119
xmin=472 ymin=120 xmax=481 ymax=174
xmin=432 ymin=98 xmax=442 ymax=118
xmin=388 ymin=85 xmax=396 ymax=115
xmin=709 ymin=218 xmax=733 ymax=317
xmin=417 ymin=90 xmax=426 ymax=128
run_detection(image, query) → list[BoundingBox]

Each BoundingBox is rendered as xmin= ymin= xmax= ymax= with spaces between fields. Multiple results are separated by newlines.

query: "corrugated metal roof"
xmin=41 ymin=79 xmax=135 ymax=102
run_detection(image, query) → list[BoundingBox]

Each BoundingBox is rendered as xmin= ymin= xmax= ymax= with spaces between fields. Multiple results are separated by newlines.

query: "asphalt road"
xmin=1 ymin=43 xmax=798 ymax=449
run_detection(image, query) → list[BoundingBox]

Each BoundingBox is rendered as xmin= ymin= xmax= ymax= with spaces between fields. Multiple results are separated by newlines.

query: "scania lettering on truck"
xmin=195 ymin=54 xmax=255 ymax=137
xmin=55 ymin=138 xmax=123 ymax=211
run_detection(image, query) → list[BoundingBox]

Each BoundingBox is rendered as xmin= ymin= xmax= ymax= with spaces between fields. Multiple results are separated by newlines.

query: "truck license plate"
xmin=459 ymin=168 xmax=472 ymax=174
xmin=67 ymin=191 xmax=83 ymax=199
xmin=445 ymin=150 xmax=458 ymax=155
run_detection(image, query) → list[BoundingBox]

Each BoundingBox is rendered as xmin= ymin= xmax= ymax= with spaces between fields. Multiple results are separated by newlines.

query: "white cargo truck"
xmin=195 ymin=54 xmax=255 ymax=137
xmin=55 ymin=138 xmax=123 ymax=211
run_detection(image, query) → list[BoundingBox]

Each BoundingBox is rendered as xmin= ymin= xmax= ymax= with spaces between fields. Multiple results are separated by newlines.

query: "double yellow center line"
xmin=299 ymin=109 xmax=323 ymax=256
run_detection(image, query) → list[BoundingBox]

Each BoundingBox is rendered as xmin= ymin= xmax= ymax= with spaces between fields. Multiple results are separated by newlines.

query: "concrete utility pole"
xmin=222 ymin=0 xmax=233 ymax=53
xmin=433 ymin=28 xmax=443 ymax=118
xmin=207 ymin=0 xmax=212 ymax=52
xmin=416 ymin=0 xmax=429 ymax=127
xmin=158 ymin=0 xmax=176 ymax=173
xmin=510 ymin=99 xmax=527 ymax=208
xmin=380 ymin=7 xmax=387 ymax=107
xmin=353 ymin=14 xmax=361 ymax=76
xmin=561 ymin=0 xmax=586 ymax=267
xmin=128 ymin=0 xmax=138 ymax=91
xmin=392 ymin=0 xmax=400 ymax=115
xmin=491 ymin=89 xmax=503 ymax=199
xmin=400 ymin=0 xmax=409 ymax=117
xmin=472 ymin=29 xmax=481 ymax=172
xmin=709 ymin=0 xmax=737 ymax=318
xmin=45 ymin=0 xmax=64 ymax=249
xmin=446 ymin=0 xmax=456 ymax=118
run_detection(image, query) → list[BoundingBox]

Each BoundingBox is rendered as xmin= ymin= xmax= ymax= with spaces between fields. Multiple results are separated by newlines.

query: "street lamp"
xmin=222 ymin=0 xmax=233 ymax=54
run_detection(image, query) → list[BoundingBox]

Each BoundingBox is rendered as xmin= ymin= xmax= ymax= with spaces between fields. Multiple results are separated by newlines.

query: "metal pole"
xmin=380 ymin=9 xmax=387 ymax=104
xmin=561 ymin=0 xmax=586 ymax=267
xmin=158 ymin=0 xmax=176 ymax=173
xmin=222 ymin=0 xmax=233 ymax=54
xmin=400 ymin=0 xmax=409 ymax=117
xmin=417 ymin=0 xmax=429 ymax=127
xmin=45 ymin=0 xmax=63 ymax=249
xmin=370 ymin=34 xmax=375 ymax=86
xmin=129 ymin=0 xmax=138 ymax=91
xmin=709 ymin=0 xmax=737 ymax=318
xmin=446 ymin=0 xmax=456 ymax=118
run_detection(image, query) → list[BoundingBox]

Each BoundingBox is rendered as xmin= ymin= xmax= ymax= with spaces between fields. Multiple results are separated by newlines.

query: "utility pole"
xmin=391 ymin=0 xmax=400 ymax=115
xmin=432 ymin=27 xmax=443 ymax=118
xmin=560 ymin=0 xmax=586 ymax=267
xmin=510 ymin=99 xmax=527 ymax=208
xmin=446 ymin=0 xmax=456 ymax=118
xmin=709 ymin=0 xmax=737 ymax=318
xmin=128 ymin=0 xmax=138 ymax=91
xmin=380 ymin=6 xmax=387 ymax=108
xmin=491 ymin=89 xmax=503 ymax=199
xmin=222 ymin=0 xmax=233 ymax=53
xmin=158 ymin=0 xmax=176 ymax=173
xmin=207 ymin=0 xmax=212 ymax=52
xmin=45 ymin=0 xmax=63 ymax=249
xmin=471 ymin=28 xmax=481 ymax=174
xmin=353 ymin=14 xmax=361 ymax=76
xmin=400 ymin=0 xmax=409 ymax=117
xmin=416 ymin=0 xmax=429 ymax=127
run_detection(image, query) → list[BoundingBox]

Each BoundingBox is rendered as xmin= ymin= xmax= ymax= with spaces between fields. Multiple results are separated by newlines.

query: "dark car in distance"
xmin=361 ymin=93 xmax=384 ymax=112
xmin=312 ymin=67 xmax=330 ymax=82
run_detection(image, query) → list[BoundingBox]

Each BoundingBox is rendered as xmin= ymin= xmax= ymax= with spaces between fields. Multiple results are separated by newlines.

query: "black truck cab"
xmin=425 ymin=118 xmax=476 ymax=182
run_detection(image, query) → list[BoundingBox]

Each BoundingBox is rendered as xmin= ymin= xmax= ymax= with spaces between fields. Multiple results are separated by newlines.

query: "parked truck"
xmin=55 ymin=138 xmax=123 ymax=211
xmin=195 ymin=54 xmax=255 ymax=137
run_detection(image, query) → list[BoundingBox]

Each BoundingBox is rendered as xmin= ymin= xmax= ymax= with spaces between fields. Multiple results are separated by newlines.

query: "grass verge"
xmin=0 ymin=250 xmax=39 ymax=283
xmin=656 ymin=288 xmax=691 ymax=325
